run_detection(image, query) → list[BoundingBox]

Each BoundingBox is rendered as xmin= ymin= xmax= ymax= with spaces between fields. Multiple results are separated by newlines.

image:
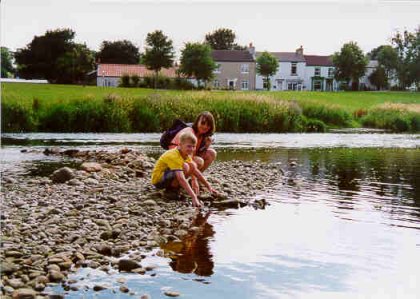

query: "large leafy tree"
xmin=14 ymin=28 xmax=95 ymax=83
xmin=205 ymin=28 xmax=245 ymax=50
xmin=1 ymin=47 xmax=15 ymax=78
xmin=376 ymin=45 xmax=398 ymax=79
xmin=57 ymin=43 xmax=96 ymax=84
xmin=332 ymin=41 xmax=368 ymax=90
xmin=256 ymin=51 xmax=279 ymax=91
xmin=97 ymin=40 xmax=140 ymax=64
xmin=369 ymin=66 xmax=388 ymax=90
xmin=179 ymin=42 xmax=216 ymax=87
xmin=142 ymin=30 xmax=175 ymax=89
xmin=392 ymin=27 xmax=420 ymax=89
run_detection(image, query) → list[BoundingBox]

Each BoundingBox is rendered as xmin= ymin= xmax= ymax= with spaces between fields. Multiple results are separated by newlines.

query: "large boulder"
xmin=51 ymin=167 xmax=75 ymax=183
xmin=81 ymin=162 xmax=102 ymax=172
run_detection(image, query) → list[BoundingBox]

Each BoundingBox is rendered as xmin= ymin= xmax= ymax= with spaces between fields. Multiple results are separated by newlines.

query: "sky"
xmin=1 ymin=0 xmax=419 ymax=59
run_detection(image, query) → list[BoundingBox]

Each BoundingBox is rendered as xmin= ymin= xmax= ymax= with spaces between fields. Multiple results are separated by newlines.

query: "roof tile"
xmin=97 ymin=64 xmax=179 ymax=77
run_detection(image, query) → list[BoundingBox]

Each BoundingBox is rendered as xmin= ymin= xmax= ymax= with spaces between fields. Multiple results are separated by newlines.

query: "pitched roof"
xmin=304 ymin=55 xmax=334 ymax=67
xmin=212 ymin=50 xmax=255 ymax=62
xmin=257 ymin=52 xmax=306 ymax=62
xmin=97 ymin=64 xmax=178 ymax=78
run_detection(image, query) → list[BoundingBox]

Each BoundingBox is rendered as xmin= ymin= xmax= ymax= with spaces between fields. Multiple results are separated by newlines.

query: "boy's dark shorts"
xmin=154 ymin=169 xmax=180 ymax=189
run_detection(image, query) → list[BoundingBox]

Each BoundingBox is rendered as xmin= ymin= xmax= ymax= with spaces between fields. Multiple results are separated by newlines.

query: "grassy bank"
xmin=2 ymin=83 xmax=419 ymax=133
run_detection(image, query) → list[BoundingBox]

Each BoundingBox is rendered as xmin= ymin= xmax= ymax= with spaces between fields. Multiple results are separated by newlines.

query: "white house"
xmin=256 ymin=47 xmax=306 ymax=91
xmin=303 ymin=55 xmax=337 ymax=91
xmin=359 ymin=60 xmax=379 ymax=90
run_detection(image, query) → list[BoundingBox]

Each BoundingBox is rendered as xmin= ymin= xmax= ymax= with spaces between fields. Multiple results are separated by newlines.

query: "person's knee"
xmin=183 ymin=162 xmax=190 ymax=174
xmin=205 ymin=148 xmax=217 ymax=162
xmin=193 ymin=156 xmax=204 ymax=169
xmin=184 ymin=161 xmax=197 ymax=177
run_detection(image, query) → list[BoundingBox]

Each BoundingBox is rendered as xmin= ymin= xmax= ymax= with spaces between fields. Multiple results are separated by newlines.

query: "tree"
xmin=376 ymin=46 xmax=398 ymax=80
xmin=256 ymin=51 xmax=279 ymax=91
xmin=179 ymin=42 xmax=216 ymax=87
xmin=204 ymin=28 xmax=245 ymax=50
xmin=332 ymin=42 xmax=368 ymax=91
xmin=56 ymin=43 xmax=96 ymax=84
xmin=142 ymin=30 xmax=175 ymax=89
xmin=14 ymin=28 xmax=94 ymax=84
xmin=367 ymin=45 xmax=387 ymax=60
xmin=392 ymin=27 xmax=420 ymax=89
xmin=97 ymin=40 xmax=140 ymax=64
xmin=1 ymin=47 xmax=15 ymax=78
xmin=369 ymin=66 xmax=388 ymax=90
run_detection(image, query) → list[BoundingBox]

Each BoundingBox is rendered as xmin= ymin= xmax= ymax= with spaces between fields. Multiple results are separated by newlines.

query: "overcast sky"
xmin=1 ymin=0 xmax=419 ymax=58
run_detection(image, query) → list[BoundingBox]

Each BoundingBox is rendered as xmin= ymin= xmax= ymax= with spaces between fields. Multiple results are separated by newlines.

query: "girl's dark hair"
xmin=192 ymin=111 xmax=216 ymax=137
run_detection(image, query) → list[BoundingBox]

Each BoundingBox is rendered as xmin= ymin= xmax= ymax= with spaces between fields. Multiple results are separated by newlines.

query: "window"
xmin=291 ymin=62 xmax=297 ymax=75
xmin=241 ymin=64 xmax=249 ymax=73
xmin=213 ymin=80 xmax=220 ymax=88
xmin=288 ymin=82 xmax=298 ymax=90
xmin=313 ymin=80 xmax=322 ymax=91
xmin=241 ymin=80 xmax=249 ymax=90
xmin=314 ymin=67 xmax=321 ymax=76
xmin=214 ymin=64 xmax=221 ymax=73
xmin=228 ymin=80 xmax=235 ymax=90
xmin=328 ymin=68 xmax=334 ymax=77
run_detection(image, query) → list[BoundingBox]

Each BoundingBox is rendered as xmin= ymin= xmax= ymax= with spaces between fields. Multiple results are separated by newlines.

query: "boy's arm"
xmin=175 ymin=171 xmax=202 ymax=208
xmin=192 ymin=168 xmax=218 ymax=195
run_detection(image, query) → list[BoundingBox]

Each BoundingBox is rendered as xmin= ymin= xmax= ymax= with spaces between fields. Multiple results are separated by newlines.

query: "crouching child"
xmin=151 ymin=131 xmax=218 ymax=208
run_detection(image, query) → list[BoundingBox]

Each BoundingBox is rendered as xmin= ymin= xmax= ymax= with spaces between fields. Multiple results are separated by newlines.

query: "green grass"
xmin=2 ymin=83 xmax=419 ymax=133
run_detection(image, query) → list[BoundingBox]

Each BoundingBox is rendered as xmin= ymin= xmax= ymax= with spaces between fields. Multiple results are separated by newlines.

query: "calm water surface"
xmin=2 ymin=133 xmax=420 ymax=298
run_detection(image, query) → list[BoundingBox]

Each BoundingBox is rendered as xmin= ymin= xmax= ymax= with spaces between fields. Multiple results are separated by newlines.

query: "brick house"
xmin=96 ymin=64 xmax=179 ymax=87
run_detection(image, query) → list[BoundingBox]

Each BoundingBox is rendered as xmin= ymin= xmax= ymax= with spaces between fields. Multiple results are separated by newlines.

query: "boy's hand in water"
xmin=192 ymin=198 xmax=203 ymax=208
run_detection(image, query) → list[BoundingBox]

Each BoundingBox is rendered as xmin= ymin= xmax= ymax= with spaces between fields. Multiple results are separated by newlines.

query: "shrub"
xmin=1 ymin=102 xmax=35 ymax=132
xmin=131 ymin=75 xmax=140 ymax=87
xmin=119 ymin=74 xmax=131 ymax=87
xmin=300 ymin=102 xmax=352 ymax=127
xmin=304 ymin=118 xmax=327 ymax=132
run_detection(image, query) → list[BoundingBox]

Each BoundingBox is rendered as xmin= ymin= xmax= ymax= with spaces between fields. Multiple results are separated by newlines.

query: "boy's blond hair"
xmin=179 ymin=131 xmax=197 ymax=145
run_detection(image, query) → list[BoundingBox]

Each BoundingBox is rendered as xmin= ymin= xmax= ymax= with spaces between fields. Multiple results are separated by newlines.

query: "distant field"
xmin=2 ymin=83 xmax=419 ymax=109
xmin=2 ymin=83 xmax=419 ymax=133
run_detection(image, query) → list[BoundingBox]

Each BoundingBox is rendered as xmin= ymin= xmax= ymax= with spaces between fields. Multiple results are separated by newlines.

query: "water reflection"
xmin=162 ymin=211 xmax=215 ymax=277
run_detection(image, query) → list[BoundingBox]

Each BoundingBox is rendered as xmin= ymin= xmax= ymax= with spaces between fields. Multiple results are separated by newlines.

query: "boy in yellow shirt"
xmin=151 ymin=131 xmax=218 ymax=208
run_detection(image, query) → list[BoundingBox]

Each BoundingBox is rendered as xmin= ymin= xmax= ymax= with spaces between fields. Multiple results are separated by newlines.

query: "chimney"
xmin=248 ymin=42 xmax=255 ymax=58
xmin=296 ymin=45 xmax=303 ymax=55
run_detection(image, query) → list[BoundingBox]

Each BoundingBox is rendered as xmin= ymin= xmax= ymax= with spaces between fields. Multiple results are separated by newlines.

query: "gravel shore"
xmin=1 ymin=148 xmax=283 ymax=298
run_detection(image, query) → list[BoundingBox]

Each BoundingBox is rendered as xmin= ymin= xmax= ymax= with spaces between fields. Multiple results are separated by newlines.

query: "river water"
xmin=2 ymin=132 xmax=420 ymax=298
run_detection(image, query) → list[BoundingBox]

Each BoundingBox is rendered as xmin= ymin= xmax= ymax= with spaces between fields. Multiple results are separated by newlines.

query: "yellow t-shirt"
xmin=151 ymin=148 xmax=192 ymax=185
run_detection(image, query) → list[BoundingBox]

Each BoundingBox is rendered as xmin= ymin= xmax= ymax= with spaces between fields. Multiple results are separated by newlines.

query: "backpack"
xmin=160 ymin=119 xmax=190 ymax=149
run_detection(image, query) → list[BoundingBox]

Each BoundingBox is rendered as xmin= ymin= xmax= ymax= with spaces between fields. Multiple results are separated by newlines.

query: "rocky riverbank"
xmin=1 ymin=148 xmax=284 ymax=298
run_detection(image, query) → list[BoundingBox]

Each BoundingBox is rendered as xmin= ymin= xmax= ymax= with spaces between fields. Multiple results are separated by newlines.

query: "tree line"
xmin=1 ymin=26 xmax=419 ymax=90
xmin=1 ymin=28 xmax=244 ymax=86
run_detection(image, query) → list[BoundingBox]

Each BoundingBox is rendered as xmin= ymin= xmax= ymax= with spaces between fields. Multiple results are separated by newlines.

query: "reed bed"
xmin=2 ymin=83 xmax=419 ymax=133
